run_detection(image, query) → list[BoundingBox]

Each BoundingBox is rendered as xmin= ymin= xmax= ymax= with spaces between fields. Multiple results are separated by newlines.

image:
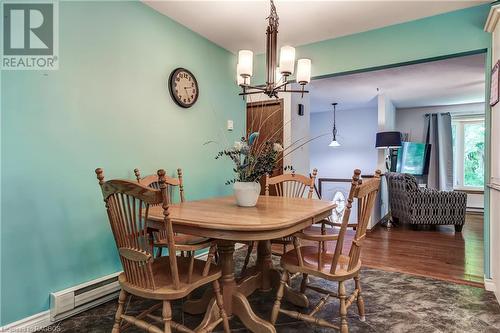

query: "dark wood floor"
xmin=279 ymin=213 xmax=484 ymax=287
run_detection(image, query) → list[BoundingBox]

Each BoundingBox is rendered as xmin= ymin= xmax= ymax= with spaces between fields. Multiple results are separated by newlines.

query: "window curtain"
xmin=424 ymin=113 xmax=453 ymax=191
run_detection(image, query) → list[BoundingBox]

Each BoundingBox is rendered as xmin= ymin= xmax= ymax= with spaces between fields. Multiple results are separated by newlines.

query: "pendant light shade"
xmin=237 ymin=63 xmax=250 ymax=85
xmin=238 ymin=50 xmax=253 ymax=77
xmin=279 ymin=46 xmax=295 ymax=75
xmin=329 ymin=140 xmax=340 ymax=147
xmin=296 ymin=59 xmax=311 ymax=85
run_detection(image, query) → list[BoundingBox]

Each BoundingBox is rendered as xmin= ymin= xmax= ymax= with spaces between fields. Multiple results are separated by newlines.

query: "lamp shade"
xmin=237 ymin=63 xmax=250 ymax=85
xmin=375 ymin=131 xmax=402 ymax=149
xmin=329 ymin=140 xmax=340 ymax=147
xmin=237 ymin=50 xmax=253 ymax=77
xmin=279 ymin=46 xmax=295 ymax=75
xmin=296 ymin=58 xmax=311 ymax=84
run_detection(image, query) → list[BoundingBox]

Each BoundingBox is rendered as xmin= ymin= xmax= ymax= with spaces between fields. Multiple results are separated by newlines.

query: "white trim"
xmin=0 ymin=248 xmax=237 ymax=331
xmin=485 ymin=278 xmax=496 ymax=292
xmin=0 ymin=310 xmax=52 ymax=333
xmin=485 ymin=5 xmax=500 ymax=33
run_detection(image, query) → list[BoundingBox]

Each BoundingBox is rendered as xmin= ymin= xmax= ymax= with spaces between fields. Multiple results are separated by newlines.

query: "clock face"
xmin=168 ymin=68 xmax=199 ymax=108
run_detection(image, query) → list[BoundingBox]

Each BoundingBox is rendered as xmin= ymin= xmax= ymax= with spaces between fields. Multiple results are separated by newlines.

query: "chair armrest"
xmin=293 ymin=232 xmax=339 ymax=242
xmin=119 ymin=247 xmax=152 ymax=262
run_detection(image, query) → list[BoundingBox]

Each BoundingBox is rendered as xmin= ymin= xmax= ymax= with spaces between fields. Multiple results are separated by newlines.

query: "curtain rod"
xmin=424 ymin=112 xmax=451 ymax=116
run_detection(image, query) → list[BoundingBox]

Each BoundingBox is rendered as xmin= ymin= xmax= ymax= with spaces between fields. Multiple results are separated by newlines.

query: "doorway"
xmin=306 ymin=52 xmax=487 ymax=287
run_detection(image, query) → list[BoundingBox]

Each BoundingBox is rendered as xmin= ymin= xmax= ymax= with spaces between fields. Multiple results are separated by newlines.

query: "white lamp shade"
xmin=329 ymin=140 xmax=340 ymax=147
xmin=237 ymin=63 xmax=250 ymax=85
xmin=279 ymin=46 xmax=295 ymax=75
xmin=296 ymin=58 xmax=311 ymax=84
xmin=238 ymin=50 xmax=253 ymax=77
xmin=275 ymin=67 xmax=283 ymax=83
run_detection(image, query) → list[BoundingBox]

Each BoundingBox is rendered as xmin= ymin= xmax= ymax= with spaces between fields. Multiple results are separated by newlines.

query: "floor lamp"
xmin=375 ymin=131 xmax=402 ymax=228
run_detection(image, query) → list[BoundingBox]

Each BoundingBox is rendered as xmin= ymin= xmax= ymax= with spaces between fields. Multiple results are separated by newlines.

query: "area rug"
xmin=38 ymin=247 xmax=500 ymax=332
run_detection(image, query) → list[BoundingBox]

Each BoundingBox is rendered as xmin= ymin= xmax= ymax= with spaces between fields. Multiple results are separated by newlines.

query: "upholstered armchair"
xmin=386 ymin=172 xmax=467 ymax=232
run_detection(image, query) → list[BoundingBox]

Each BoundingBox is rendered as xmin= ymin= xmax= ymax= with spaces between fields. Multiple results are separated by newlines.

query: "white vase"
xmin=233 ymin=181 xmax=261 ymax=207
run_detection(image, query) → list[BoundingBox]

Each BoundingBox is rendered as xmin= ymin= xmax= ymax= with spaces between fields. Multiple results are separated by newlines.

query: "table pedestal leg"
xmin=256 ymin=240 xmax=274 ymax=291
xmin=218 ymin=240 xmax=237 ymax=316
xmin=184 ymin=239 xmax=303 ymax=333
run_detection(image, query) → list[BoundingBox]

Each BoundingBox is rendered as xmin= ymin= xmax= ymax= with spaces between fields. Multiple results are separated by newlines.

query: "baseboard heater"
xmin=50 ymin=272 xmax=122 ymax=322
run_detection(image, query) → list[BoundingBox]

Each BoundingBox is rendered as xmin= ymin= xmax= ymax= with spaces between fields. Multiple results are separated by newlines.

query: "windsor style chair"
xmin=241 ymin=170 xmax=318 ymax=274
xmin=96 ymin=168 xmax=230 ymax=333
xmin=270 ymin=169 xmax=381 ymax=333
xmin=134 ymin=168 xmax=214 ymax=259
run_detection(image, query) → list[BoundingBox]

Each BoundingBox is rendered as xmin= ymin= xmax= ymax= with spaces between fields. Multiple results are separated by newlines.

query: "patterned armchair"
xmin=386 ymin=172 xmax=467 ymax=232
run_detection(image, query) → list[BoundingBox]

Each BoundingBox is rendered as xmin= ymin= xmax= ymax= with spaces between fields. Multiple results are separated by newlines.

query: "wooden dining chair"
xmin=270 ymin=169 xmax=381 ymax=333
xmin=96 ymin=168 xmax=230 ymax=333
xmin=134 ymin=168 xmax=214 ymax=259
xmin=241 ymin=169 xmax=318 ymax=274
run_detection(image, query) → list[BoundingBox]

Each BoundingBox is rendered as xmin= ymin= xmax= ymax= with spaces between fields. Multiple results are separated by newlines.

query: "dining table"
xmin=148 ymin=195 xmax=335 ymax=333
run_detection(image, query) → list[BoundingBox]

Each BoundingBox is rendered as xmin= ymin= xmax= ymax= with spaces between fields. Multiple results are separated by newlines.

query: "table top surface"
xmin=149 ymin=196 xmax=335 ymax=232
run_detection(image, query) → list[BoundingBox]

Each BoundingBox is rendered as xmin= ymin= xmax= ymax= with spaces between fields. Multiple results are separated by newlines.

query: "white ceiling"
xmin=144 ymin=0 xmax=487 ymax=54
xmin=309 ymin=53 xmax=486 ymax=112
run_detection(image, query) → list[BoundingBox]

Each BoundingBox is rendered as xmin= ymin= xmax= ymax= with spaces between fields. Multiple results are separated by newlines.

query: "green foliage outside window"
xmin=463 ymin=123 xmax=484 ymax=187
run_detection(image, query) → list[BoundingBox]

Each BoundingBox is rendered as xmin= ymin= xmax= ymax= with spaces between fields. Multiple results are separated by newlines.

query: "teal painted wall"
xmin=0 ymin=1 xmax=244 ymax=325
xmin=256 ymin=4 xmax=493 ymax=278
xmin=1 ymin=1 xmax=494 ymax=326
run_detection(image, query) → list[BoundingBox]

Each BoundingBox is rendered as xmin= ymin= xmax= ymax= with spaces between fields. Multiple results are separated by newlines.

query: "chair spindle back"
xmin=329 ymin=169 xmax=381 ymax=274
xmin=96 ymin=168 xmax=164 ymax=290
xmin=134 ymin=168 xmax=186 ymax=243
xmin=134 ymin=168 xmax=185 ymax=204
xmin=265 ymin=169 xmax=318 ymax=198
xmin=347 ymin=170 xmax=382 ymax=270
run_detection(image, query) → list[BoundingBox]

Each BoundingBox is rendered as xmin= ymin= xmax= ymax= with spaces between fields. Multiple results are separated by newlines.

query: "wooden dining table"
xmin=148 ymin=195 xmax=335 ymax=333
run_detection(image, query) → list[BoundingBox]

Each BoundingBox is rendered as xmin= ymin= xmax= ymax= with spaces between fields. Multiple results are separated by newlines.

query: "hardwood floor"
xmin=275 ymin=213 xmax=484 ymax=287
xmin=359 ymin=213 xmax=484 ymax=287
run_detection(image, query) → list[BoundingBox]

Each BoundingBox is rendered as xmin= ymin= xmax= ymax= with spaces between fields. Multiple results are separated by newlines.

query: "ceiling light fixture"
xmin=329 ymin=103 xmax=340 ymax=147
xmin=236 ymin=0 xmax=312 ymax=98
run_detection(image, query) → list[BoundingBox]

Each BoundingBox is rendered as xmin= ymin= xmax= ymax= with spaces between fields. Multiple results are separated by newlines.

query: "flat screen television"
xmin=396 ymin=142 xmax=431 ymax=176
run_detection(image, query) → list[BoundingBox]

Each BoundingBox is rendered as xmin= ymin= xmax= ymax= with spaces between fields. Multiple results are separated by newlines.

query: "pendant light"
xmin=236 ymin=0 xmax=312 ymax=98
xmin=329 ymin=103 xmax=340 ymax=147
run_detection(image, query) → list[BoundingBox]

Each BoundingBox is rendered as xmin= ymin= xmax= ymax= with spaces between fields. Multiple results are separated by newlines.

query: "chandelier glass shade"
xmin=236 ymin=0 xmax=311 ymax=98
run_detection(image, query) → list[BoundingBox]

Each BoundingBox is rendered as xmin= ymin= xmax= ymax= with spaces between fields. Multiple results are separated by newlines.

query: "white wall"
xmin=289 ymin=85 xmax=311 ymax=175
xmin=396 ymin=102 xmax=485 ymax=142
xmin=309 ymin=107 xmax=378 ymax=179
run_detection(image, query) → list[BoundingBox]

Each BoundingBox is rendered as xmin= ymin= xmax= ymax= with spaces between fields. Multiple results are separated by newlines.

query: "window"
xmin=452 ymin=116 xmax=485 ymax=189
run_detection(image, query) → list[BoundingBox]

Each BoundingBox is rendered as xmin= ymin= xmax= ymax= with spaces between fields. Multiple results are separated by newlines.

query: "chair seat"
xmin=119 ymin=256 xmax=221 ymax=300
xmin=281 ymin=246 xmax=361 ymax=281
xmin=155 ymin=234 xmax=210 ymax=247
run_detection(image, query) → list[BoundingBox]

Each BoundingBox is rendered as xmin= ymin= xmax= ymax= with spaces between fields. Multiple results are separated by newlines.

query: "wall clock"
xmin=168 ymin=68 xmax=199 ymax=108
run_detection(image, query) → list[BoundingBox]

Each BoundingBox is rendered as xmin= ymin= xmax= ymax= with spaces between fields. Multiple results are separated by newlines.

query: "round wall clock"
xmin=168 ymin=68 xmax=199 ymax=108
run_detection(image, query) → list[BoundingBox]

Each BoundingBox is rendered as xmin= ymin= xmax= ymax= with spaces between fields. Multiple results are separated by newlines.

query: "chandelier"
xmin=236 ymin=0 xmax=312 ymax=98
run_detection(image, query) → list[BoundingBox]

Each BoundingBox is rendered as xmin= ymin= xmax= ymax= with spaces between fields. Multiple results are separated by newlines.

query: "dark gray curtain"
xmin=424 ymin=113 xmax=453 ymax=191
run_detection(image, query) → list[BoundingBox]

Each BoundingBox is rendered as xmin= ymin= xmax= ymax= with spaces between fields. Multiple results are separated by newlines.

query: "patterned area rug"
xmin=38 ymin=247 xmax=500 ymax=332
